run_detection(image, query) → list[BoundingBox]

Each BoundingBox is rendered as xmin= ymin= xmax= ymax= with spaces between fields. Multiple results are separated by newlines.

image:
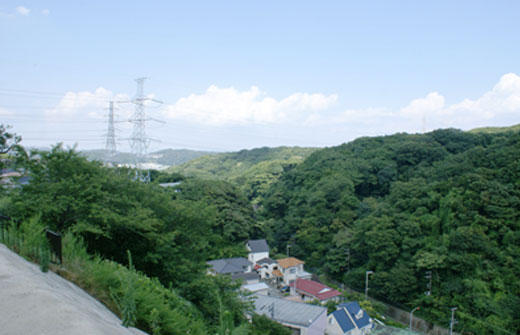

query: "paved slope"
xmin=0 ymin=244 xmax=147 ymax=335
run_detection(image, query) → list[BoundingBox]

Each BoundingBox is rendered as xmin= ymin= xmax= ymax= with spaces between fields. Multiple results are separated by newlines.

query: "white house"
xmin=277 ymin=257 xmax=312 ymax=286
xmin=253 ymin=295 xmax=327 ymax=335
xmin=255 ymin=257 xmax=279 ymax=280
xmin=246 ymin=239 xmax=270 ymax=264
xmin=327 ymin=302 xmax=373 ymax=335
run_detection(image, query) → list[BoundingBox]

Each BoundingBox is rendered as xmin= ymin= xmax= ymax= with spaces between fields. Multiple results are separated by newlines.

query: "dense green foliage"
xmin=3 ymin=124 xmax=520 ymax=334
xmin=0 ymin=140 xmax=271 ymax=334
xmin=262 ymin=129 xmax=520 ymax=334
xmin=169 ymin=178 xmax=260 ymax=258
xmin=169 ymin=146 xmax=317 ymax=205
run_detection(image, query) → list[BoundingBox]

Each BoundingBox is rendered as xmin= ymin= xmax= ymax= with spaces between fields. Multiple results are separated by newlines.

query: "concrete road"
xmin=0 ymin=244 xmax=147 ymax=335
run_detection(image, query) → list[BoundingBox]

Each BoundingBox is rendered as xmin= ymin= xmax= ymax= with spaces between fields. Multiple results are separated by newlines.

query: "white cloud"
xmin=400 ymin=92 xmax=445 ymax=117
xmin=164 ymin=85 xmax=338 ymax=125
xmin=46 ymin=87 xmax=131 ymax=120
xmin=335 ymin=73 xmax=520 ymax=133
xmin=15 ymin=6 xmax=30 ymax=15
xmin=41 ymin=9 xmax=50 ymax=15
xmin=0 ymin=107 xmax=12 ymax=116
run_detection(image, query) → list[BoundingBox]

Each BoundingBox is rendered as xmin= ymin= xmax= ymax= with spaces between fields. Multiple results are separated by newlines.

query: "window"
xmin=290 ymin=268 xmax=296 ymax=274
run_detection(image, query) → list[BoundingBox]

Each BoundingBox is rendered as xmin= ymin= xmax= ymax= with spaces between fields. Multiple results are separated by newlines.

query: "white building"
xmin=246 ymin=239 xmax=270 ymax=264
xmin=277 ymin=257 xmax=312 ymax=286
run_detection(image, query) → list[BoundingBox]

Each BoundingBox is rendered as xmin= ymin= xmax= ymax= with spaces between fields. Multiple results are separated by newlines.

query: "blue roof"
xmin=332 ymin=309 xmax=355 ymax=333
xmin=338 ymin=301 xmax=371 ymax=329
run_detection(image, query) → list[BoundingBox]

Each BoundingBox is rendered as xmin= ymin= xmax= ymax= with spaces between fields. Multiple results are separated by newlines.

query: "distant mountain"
xmin=80 ymin=148 xmax=216 ymax=169
xmin=169 ymin=146 xmax=319 ymax=205
xmin=468 ymin=123 xmax=520 ymax=134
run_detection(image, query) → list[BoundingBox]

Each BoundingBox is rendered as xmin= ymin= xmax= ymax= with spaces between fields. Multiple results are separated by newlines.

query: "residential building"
xmin=231 ymin=272 xmax=260 ymax=285
xmin=290 ymin=278 xmax=342 ymax=303
xmin=277 ymin=257 xmax=312 ymax=286
xmin=246 ymin=239 xmax=270 ymax=264
xmin=253 ymin=295 xmax=327 ymax=335
xmin=256 ymin=257 xmax=280 ymax=280
xmin=242 ymin=282 xmax=270 ymax=295
xmin=327 ymin=302 xmax=373 ymax=335
xmin=207 ymin=257 xmax=252 ymax=275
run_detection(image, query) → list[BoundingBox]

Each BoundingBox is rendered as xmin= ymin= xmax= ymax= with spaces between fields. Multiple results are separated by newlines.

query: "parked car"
xmin=280 ymin=285 xmax=290 ymax=293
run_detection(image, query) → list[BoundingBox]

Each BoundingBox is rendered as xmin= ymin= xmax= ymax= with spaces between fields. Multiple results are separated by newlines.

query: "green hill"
xmin=262 ymin=129 xmax=520 ymax=334
xmin=468 ymin=123 xmax=520 ymax=134
xmin=169 ymin=146 xmax=318 ymax=205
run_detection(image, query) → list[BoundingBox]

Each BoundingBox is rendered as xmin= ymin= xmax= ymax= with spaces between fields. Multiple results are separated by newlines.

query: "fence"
xmin=45 ymin=230 xmax=62 ymax=264
xmin=0 ymin=217 xmax=62 ymax=265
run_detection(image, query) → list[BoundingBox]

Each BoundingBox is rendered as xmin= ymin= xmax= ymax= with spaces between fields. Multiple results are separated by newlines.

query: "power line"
xmin=105 ymin=101 xmax=117 ymax=164
xmin=128 ymin=78 xmax=163 ymax=181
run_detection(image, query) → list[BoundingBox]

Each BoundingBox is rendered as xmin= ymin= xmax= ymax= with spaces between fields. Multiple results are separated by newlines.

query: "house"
xmin=290 ymin=278 xmax=342 ymax=303
xmin=327 ymin=302 xmax=373 ymax=335
xmin=256 ymin=257 xmax=280 ymax=280
xmin=231 ymin=272 xmax=260 ymax=285
xmin=242 ymin=282 xmax=270 ymax=295
xmin=253 ymin=295 xmax=327 ymax=335
xmin=246 ymin=239 xmax=270 ymax=264
xmin=277 ymin=257 xmax=312 ymax=286
xmin=207 ymin=257 xmax=252 ymax=275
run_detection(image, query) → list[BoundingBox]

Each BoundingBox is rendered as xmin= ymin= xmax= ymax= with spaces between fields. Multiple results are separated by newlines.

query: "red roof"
xmin=254 ymin=264 xmax=261 ymax=271
xmin=290 ymin=278 xmax=342 ymax=301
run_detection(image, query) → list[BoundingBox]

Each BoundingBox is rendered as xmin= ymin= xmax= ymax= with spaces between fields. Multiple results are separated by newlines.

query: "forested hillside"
xmin=262 ymin=129 xmax=520 ymax=334
xmin=169 ymin=146 xmax=317 ymax=205
xmin=0 ymin=133 xmax=283 ymax=334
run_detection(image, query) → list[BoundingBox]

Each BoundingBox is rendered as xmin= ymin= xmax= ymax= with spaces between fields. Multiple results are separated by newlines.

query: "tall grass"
xmin=2 ymin=222 xmax=207 ymax=334
xmin=60 ymin=233 xmax=207 ymax=335
xmin=1 ymin=216 xmax=51 ymax=272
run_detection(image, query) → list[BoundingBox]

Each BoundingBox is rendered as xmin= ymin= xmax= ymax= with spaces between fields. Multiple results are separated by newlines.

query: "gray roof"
xmin=257 ymin=257 xmax=276 ymax=265
xmin=207 ymin=257 xmax=252 ymax=274
xmin=247 ymin=239 xmax=269 ymax=253
xmin=253 ymin=295 xmax=326 ymax=328
xmin=231 ymin=272 xmax=260 ymax=282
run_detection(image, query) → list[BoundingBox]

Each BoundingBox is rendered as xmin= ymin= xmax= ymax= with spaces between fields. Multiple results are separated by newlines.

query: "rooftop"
xmin=257 ymin=257 xmax=276 ymax=265
xmin=246 ymin=239 xmax=269 ymax=253
xmin=231 ymin=272 xmax=260 ymax=282
xmin=331 ymin=308 xmax=356 ymax=333
xmin=338 ymin=301 xmax=371 ymax=329
xmin=277 ymin=257 xmax=304 ymax=269
xmin=291 ymin=278 xmax=342 ymax=301
xmin=207 ymin=257 xmax=252 ymax=274
xmin=253 ymin=295 xmax=326 ymax=328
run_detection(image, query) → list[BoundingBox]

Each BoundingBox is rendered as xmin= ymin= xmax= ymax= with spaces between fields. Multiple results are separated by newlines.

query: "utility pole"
xmin=449 ymin=307 xmax=457 ymax=335
xmin=105 ymin=101 xmax=117 ymax=165
xmin=128 ymin=77 xmax=163 ymax=182
xmin=286 ymin=244 xmax=291 ymax=257
xmin=345 ymin=248 xmax=351 ymax=272
xmin=425 ymin=270 xmax=432 ymax=296
xmin=365 ymin=270 xmax=373 ymax=300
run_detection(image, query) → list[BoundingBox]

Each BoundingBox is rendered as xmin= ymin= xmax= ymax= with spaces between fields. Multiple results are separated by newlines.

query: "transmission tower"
xmin=128 ymin=77 xmax=163 ymax=182
xmin=105 ymin=101 xmax=117 ymax=165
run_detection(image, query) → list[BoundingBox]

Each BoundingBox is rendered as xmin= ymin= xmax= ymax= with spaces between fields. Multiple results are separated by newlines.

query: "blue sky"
xmin=1 ymin=1 xmax=520 ymax=152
